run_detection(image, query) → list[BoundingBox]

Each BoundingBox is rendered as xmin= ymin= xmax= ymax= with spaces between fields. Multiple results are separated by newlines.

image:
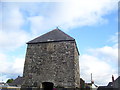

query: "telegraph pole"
xmin=91 ymin=73 xmax=92 ymax=83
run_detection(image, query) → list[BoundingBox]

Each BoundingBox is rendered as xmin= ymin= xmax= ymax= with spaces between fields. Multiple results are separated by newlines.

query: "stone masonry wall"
xmin=22 ymin=41 xmax=80 ymax=88
xmin=74 ymin=43 xmax=80 ymax=88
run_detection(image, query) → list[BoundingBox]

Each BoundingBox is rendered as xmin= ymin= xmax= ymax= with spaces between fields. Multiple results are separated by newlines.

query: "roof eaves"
xmin=27 ymin=39 xmax=75 ymax=44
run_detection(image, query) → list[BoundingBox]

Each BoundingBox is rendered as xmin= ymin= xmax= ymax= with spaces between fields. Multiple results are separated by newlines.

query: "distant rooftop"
xmin=27 ymin=28 xmax=75 ymax=44
xmin=8 ymin=76 xmax=23 ymax=86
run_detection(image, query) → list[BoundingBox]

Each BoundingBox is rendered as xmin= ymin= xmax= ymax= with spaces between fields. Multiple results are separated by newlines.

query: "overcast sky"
xmin=0 ymin=0 xmax=119 ymax=86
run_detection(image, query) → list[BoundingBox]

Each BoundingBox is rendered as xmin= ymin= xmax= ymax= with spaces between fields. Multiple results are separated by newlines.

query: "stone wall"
xmin=22 ymin=41 xmax=80 ymax=88
xmin=74 ymin=43 xmax=80 ymax=88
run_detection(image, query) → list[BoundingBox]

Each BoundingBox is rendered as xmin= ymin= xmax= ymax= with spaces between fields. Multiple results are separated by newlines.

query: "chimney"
xmin=112 ymin=75 xmax=114 ymax=82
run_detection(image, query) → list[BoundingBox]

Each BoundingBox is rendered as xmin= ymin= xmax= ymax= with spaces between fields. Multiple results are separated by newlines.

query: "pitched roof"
xmin=115 ymin=76 xmax=120 ymax=81
xmin=107 ymin=82 xmax=113 ymax=87
xmin=27 ymin=28 xmax=75 ymax=44
xmin=8 ymin=76 xmax=23 ymax=86
xmin=113 ymin=76 xmax=120 ymax=87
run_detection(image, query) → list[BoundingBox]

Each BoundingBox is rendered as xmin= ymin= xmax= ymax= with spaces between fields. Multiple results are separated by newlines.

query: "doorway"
xmin=42 ymin=82 xmax=54 ymax=90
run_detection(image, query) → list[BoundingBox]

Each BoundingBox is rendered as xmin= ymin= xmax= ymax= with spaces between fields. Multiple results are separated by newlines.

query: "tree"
xmin=6 ymin=78 xmax=14 ymax=83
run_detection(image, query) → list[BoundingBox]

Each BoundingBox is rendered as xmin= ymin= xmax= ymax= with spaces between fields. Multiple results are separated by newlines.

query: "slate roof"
xmin=8 ymin=76 xmax=23 ymax=86
xmin=107 ymin=82 xmax=113 ymax=87
xmin=113 ymin=76 xmax=120 ymax=88
xmin=97 ymin=86 xmax=113 ymax=90
xmin=27 ymin=28 xmax=75 ymax=44
xmin=115 ymin=76 xmax=120 ymax=81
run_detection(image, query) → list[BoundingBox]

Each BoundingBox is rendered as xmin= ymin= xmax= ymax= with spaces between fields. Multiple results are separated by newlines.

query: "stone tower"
xmin=22 ymin=28 xmax=80 ymax=88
